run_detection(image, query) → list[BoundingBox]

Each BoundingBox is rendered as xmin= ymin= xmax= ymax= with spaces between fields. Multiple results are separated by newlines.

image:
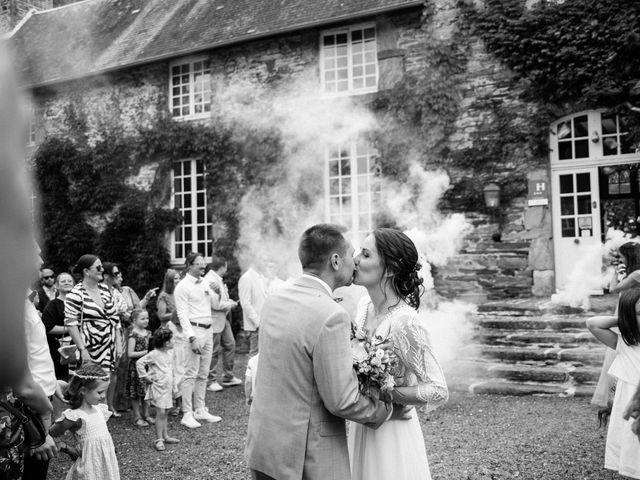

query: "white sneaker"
xmin=220 ymin=377 xmax=242 ymax=387
xmin=207 ymin=381 xmax=223 ymax=392
xmin=180 ymin=412 xmax=202 ymax=429
xmin=194 ymin=408 xmax=222 ymax=423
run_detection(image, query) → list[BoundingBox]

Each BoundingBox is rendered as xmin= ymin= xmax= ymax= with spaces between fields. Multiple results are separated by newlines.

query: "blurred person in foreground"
xmin=0 ymin=42 xmax=56 ymax=480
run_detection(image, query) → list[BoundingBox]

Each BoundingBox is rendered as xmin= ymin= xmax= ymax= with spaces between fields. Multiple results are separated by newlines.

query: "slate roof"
xmin=10 ymin=0 xmax=422 ymax=87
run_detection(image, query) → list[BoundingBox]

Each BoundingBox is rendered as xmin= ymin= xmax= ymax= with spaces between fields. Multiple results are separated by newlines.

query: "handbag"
xmin=0 ymin=401 xmax=46 ymax=450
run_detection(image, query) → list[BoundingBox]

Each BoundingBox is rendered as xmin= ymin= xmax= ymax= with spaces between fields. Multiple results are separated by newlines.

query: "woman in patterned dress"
xmin=348 ymin=228 xmax=449 ymax=480
xmin=65 ymin=255 xmax=120 ymax=414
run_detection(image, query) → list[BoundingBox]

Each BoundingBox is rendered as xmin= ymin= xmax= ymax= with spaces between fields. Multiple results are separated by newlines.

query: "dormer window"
xmin=170 ymin=58 xmax=212 ymax=120
xmin=320 ymin=24 xmax=378 ymax=96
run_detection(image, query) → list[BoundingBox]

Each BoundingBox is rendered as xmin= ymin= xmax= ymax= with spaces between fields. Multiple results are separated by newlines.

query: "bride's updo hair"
xmin=372 ymin=228 xmax=424 ymax=310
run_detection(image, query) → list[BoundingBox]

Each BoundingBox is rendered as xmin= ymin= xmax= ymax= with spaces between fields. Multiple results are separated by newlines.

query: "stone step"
xmin=487 ymin=364 xmax=600 ymax=384
xmin=480 ymin=345 xmax=607 ymax=366
xmin=477 ymin=330 xmax=600 ymax=347
xmin=468 ymin=379 xmax=596 ymax=397
xmin=473 ymin=316 xmax=588 ymax=331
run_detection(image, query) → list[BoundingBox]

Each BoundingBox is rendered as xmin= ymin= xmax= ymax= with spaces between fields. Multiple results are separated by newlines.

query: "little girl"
xmin=49 ymin=364 xmax=120 ymax=480
xmin=126 ymin=309 xmax=153 ymax=427
xmin=587 ymin=288 xmax=640 ymax=479
xmin=136 ymin=328 xmax=178 ymax=451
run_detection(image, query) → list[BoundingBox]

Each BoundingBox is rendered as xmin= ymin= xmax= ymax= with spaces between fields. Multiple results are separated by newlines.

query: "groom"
xmin=246 ymin=224 xmax=392 ymax=480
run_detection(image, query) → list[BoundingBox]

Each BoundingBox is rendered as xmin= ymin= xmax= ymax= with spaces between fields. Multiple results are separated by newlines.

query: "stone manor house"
xmin=7 ymin=0 xmax=635 ymax=301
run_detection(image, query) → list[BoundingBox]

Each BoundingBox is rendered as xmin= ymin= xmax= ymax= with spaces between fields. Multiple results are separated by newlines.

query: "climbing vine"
xmin=34 ymin=111 xmax=283 ymax=296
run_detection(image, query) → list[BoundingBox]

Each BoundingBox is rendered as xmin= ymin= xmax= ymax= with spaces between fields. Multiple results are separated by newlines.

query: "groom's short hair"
xmin=298 ymin=224 xmax=348 ymax=271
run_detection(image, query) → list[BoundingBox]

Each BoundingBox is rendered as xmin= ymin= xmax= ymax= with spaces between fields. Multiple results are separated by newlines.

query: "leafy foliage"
xmin=33 ymin=114 xmax=283 ymax=296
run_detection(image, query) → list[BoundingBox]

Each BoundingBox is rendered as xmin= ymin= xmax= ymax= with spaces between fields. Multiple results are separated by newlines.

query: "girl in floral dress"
xmin=49 ymin=364 xmax=120 ymax=480
xmin=126 ymin=309 xmax=152 ymax=427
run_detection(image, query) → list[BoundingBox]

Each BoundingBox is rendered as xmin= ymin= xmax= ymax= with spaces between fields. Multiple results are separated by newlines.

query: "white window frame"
xmin=324 ymin=141 xmax=380 ymax=244
xmin=550 ymin=109 xmax=639 ymax=168
xmin=169 ymin=56 xmax=212 ymax=121
xmin=170 ymin=158 xmax=212 ymax=263
xmin=320 ymin=23 xmax=378 ymax=97
xmin=27 ymin=105 xmax=36 ymax=147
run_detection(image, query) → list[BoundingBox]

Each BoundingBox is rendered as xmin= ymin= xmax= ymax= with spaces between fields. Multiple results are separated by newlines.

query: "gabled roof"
xmin=10 ymin=0 xmax=423 ymax=88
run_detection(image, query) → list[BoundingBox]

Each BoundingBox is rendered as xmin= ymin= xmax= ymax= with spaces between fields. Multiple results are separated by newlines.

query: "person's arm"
xmin=623 ymin=381 xmax=640 ymax=439
xmin=610 ymin=269 xmax=640 ymax=293
xmin=42 ymin=301 xmax=66 ymax=335
xmin=128 ymin=334 xmax=147 ymax=359
xmin=586 ymin=315 xmax=618 ymax=350
xmin=137 ymin=287 xmax=158 ymax=310
xmin=313 ymin=310 xmax=391 ymax=428
xmin=136 ymin=352 xmax=155 ymax=384
xmin=386 ymin=318 xmax=448 ymax=411
xmin=49 ymin=416 xmax=81 ymax=438
xmin=239 ymin=276 xmax=260 ymax=329
xmin=156 ymin=295 xmax=172 ymax=323
xmin=174 ymin=283 xmax=194 ymax=340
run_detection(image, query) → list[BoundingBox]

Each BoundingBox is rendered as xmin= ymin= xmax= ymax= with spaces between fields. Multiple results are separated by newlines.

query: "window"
xmin=551 ymin=111 xmax=638 ymax=163
xmin=320 ymin=25 xmax=378 ymax=95
xmin=601 ymin=112 xmax=635 ymax=156
xmin=171 ymin=159 xmax=212 ymax=262
xmin=326 ymin=141 xmax=380 ymax=243
xmin=558 ymin=172 xmax=593 ymax=237
xmin=556 ymin=115 xmax=589 ymax=160
xmin=170 ymin=58 xmax=212 ymax=120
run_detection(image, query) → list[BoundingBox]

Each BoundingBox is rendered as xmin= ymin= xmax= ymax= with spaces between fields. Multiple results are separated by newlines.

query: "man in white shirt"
xmin=204 ymin=256 xmax=240 ymax=392
xmin=238 ymin=260 xmax=268 ymax=356
xmin=174 ymin=252 xmax=227 ymax=429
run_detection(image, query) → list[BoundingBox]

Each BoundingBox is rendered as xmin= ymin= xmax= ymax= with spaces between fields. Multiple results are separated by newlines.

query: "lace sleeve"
xmin=391 ymin=316 xmax=448 ymax=412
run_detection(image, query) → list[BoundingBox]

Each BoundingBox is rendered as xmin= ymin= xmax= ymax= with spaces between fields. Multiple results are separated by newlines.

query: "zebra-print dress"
xmin=64 ymin=283 xmax=119 ymax=372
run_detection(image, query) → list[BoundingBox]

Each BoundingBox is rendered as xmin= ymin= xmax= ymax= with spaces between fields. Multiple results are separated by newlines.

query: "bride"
xmin=348 ymin=227 xmax=449 ymax=480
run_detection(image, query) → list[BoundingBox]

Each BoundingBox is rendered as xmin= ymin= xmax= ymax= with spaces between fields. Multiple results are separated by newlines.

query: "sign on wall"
xmin=528 ymin=179 xmax=549 ymax=206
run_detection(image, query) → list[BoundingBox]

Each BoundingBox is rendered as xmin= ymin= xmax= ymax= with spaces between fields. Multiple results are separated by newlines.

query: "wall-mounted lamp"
xmin=483 ymin=183 xmax=501 ymax=208
xmin=591 ymin=131 xmax=600 ymax=143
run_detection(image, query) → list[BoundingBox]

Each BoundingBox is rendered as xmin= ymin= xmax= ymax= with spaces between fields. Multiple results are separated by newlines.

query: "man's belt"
xmin=190 ymin=321 xmax=212 ymax=329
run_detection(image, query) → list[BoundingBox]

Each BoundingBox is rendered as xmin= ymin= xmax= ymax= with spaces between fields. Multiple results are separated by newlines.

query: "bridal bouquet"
xmin=350 ymin=325 xmax=398 ymax=399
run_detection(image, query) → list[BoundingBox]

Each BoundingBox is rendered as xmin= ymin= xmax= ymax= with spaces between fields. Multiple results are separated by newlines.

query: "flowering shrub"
xmin=350 ymin=324 xmax=398 ymax=399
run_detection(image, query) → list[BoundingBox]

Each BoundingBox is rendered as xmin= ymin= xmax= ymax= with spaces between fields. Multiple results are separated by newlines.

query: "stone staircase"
xmin=457 ymin=298 xmax=615 ymax=397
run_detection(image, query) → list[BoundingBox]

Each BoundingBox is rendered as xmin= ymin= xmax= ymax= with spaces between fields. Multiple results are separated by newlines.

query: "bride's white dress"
xmin=348 ymin=298 xmax=448 ymax=480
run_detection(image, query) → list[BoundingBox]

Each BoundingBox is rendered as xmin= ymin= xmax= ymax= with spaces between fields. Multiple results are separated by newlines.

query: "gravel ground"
xmin=47 ymin=354 xmax=626 ymax=480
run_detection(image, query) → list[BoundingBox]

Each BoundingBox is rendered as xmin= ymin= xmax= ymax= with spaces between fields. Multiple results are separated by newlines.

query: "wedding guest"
xmin=35 ymin=267 xmax=57 ymax=314
xmin=126 ymin=309 xmax=152 ymax=427
xmin=65 ymin=255 xmax=120 ymax=416
xmin=205 ymin=256 xmax=240 ymax=392
xmin=136 ymin=328 xmax=179 ymax=452
xmin=102 ymin=262 xmax=155 ymax=413
xmin=24 ymin=261 xmax=60 ymax=479
xmin=175 ymin=252 xmax=223 ymax=428
xmin=587 ymin=289 xmax=640 ymax=479
xmin=41 ymin=272 xmax=75 ymax=380
xmin=593 ymin=242 xmax=640 ymax=413
xmin=157 ymin=269 xmax=185 ymax=415
xmin=50 ymin=364 xmax=120 ymax=480
xmin=238 ymin=259 xmax=268 ymax=356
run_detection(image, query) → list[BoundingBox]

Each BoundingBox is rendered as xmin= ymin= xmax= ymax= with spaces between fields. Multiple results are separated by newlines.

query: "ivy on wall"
xmin=34 ymin=113 xmax=283 ymax=298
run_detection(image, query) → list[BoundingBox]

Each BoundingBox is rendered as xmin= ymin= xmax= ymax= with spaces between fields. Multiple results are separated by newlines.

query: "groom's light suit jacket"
xmin=246 ymin=275 xmax=389 ymax=480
